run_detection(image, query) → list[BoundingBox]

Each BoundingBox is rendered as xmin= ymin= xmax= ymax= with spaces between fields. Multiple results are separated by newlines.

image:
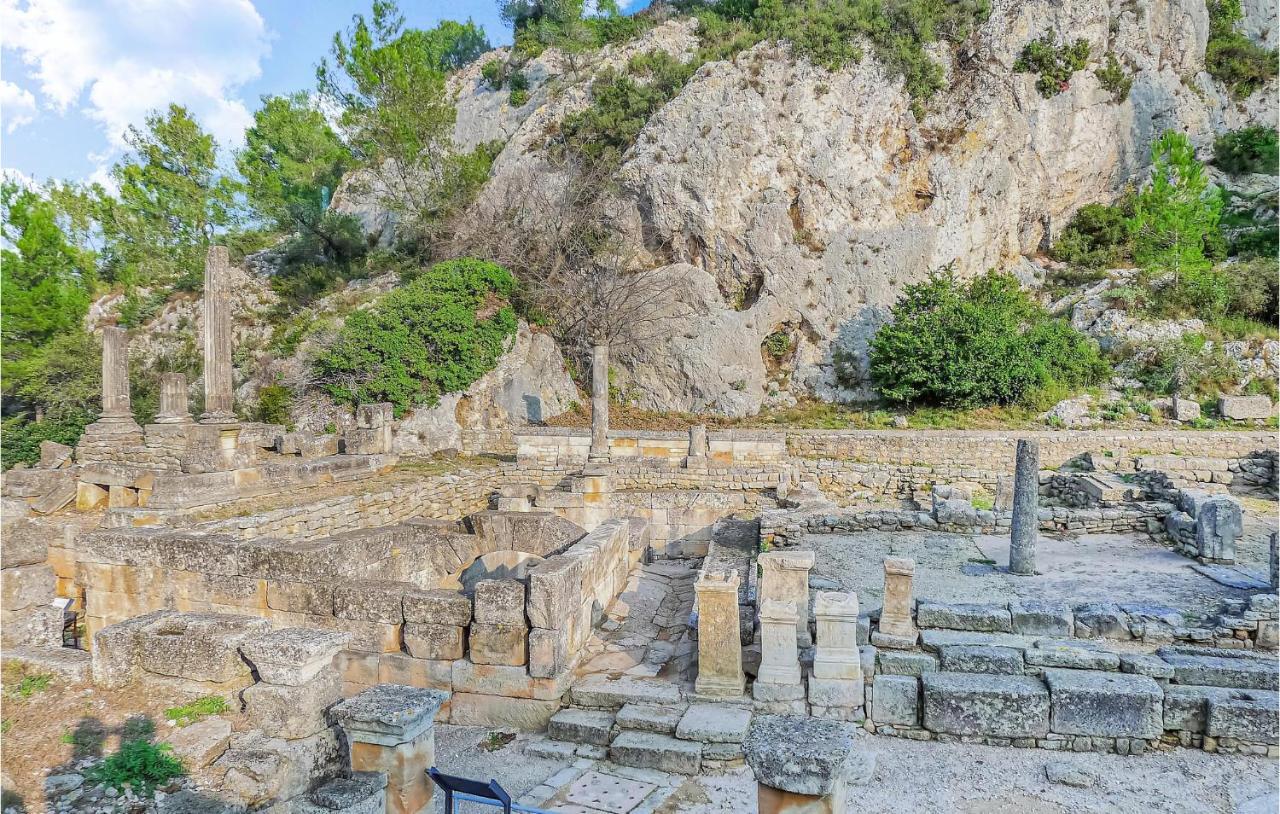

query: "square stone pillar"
xmin=334 ymin=684 xmax=449 ymax=814
xmin=809 ymin=592 xmax=863 ymax=715
xmin=871 ymin=557 xmax=917 ymax=649
xmin=155 ymin=373 xmax=193 ymax=424
xmin=240 ymin=628 xmax=350 ymax=741
xmin=200 ymin=246 xmax=237 ymax=424
xmin=753 ymin=600 xmax=804 ymax=709
xmin=684 ymin=424 xmax=708 ymax=469
xmin=694 ymin=569 xmax=745 ymax=699
xmin=757 ymin=551 xmax=815 ymax=646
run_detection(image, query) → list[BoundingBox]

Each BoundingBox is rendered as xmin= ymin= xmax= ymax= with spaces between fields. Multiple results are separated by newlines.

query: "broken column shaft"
xmin=1009 ymin=438 xmax=1039 ymax=576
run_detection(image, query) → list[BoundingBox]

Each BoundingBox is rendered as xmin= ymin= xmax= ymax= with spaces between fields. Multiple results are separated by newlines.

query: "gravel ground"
xmin=432 ymin=725 xmax=573 ymax=813
xmin=673 ymin=738 xmax=1279 ymax=814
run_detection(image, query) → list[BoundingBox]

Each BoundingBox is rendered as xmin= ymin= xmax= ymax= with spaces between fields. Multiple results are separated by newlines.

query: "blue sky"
xmin=0 ymin=0 xmax=517 ymax=187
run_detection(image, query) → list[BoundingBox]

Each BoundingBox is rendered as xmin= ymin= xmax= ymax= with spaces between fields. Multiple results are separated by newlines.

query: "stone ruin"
xmin=1 ymin=261 xmax=1278 ymax=811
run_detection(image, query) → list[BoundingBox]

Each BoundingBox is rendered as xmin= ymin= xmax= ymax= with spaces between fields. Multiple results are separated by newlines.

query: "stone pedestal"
xmin=758 ymin=551 xmax=815 ymax=646
xmin=809 ymin=592 xmax=863 ymax=714
xmin=156 ymin=373 xmax=193 ymax=424
xmin=334 ymin=685 xmax=449 ymax=814
xmin=1009 ymin=439 xmax=1039 ymax=575
xmin=200 ymin=247 xmax=237 ymax=424
xmin=588 ymin=343 xmax=610 ymax=462
xmin=346 ymin=403 xmax=394 ymax=455
xmin=871 ymin=557 xmax=917 ymax=649
xmin=684 ymin=424 xmax=708 ymax=469
xmin=745 ymin=714 xmax=871 ymax=814
xmin=754 ymin=600 xmax=803 ymax=706
xmin=695 ymin=569 xmax=745 ymax=699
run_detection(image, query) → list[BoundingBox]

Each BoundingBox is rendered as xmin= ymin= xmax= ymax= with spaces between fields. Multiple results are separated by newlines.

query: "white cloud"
xmin=1 ymin=0 xmax=269 ymax=163
xmin=1 ymin=80 xmax=38 ymax=132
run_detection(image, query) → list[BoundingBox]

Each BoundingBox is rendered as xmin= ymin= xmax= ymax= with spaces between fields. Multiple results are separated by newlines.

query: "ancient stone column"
xmin=200 ymin=246 xmax=237 ymax=424
xmin=1009 ymin=438 xmax=1039 ymax=576
xmin=758 ymin=550 xmax=816 ymax=646
xmin=588 ymin=342 xmax=610 ymax=462
xmin=99 ymin=327 xmax=134 ymax=423
xmin=754 ymin=599 xmax=802 ymax=693
xmin=809 ymin=591 xmax=864 ymax=715
xmin=1270 ymin=531 xmax=1278 ymax=589
xmin=334 ymin=684 xmax=448 ymax=814
xmin=695 ymin=569 xmax=745 ymax=699
xmin=685 ymin=424 xmax=708 ymax=468
xmin=871 ymin=557 xmax=917 ymax=649
xmin=155 ymin=373 xmax=193 ymax=424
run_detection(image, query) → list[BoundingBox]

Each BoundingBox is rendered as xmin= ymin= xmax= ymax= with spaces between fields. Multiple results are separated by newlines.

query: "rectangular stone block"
xmin=549 ymin=708 xmax=615 ymax=745
xmin=401 ymin=589 xmax=471 ymax=626
xmin=1157 ymin=649 xmax=1279 ymax=690
xmin=473 ymin=579 xmax=527 ymax=626
xmin=876 ymin=650 xmax=938 ymax=677
xmin=378 ymin=653 xmax=452 ymax=693
xmin=527 ymin=626 xmax=570 ymax=679
xmin=1025 ymin=643 xmax=1120 ymax=671
xmin=916 ymin=602 xmax=1011 ymax=633
xmin=1009 ymin=600 xmax=1073 ymax=637
xmin=469 ymin=623 xmax=527 ymax=666
xmin=1219 ymin=395 xmax=1272 ymax=420
xmin=609 ymin=731 xmax=702 ymax=775
xmin=2 ymin=564 xmax=54 ymax=612
xmin=938 ymin=645 xmax=1024 ymax=675
xmin=1043 ymin=668 xmax=1163 ymax=739
xmin=922 ymin=673 xmax=1049 ymax=738
xmin=1207 ymin=690 xmax=1279 ymax=744
xmin=448 ymin=693 xmax=559 ymax=731
xmin=267 ymin=581 xmax=335 ymax=616
xmin=332 ymin=581 xmax=405 ymax=624
xmin=403 ymin=623 xmax=464 ymax=661
xmin=872 ymin=675 xmax=919 ymax=726
xmin=238 ymin=627 xmax=350 ymax=685
xmin=243 ymin=670 xmax=342 ymax=739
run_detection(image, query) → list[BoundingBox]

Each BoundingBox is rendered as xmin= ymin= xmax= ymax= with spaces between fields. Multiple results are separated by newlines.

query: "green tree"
xmin=868 ymin=267 xmax=1108 ymax=407
xmin=1 ymin=183 xmax=97 ymax=385
xmin=103 ymin=104 xmax=241 ymax=291
xmin=317 ymin=2 xmax=493 ymax=246
xmin=1127 ymin=131 xmax=1225 ymax=317
xmin=314 ymin=258 xmax=517 ymax=413
xmin=1206 ymin=0 xmax=1279 ymax=99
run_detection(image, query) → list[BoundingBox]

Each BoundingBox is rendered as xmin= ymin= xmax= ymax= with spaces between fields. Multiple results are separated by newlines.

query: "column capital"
xmin=334 ymin=684 xmax=448 ymax=747
xmin=814 ymin=591 xmax=858 ymax=621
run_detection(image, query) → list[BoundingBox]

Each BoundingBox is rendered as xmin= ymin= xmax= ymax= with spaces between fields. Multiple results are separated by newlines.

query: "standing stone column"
xmin=685 ymin=424 xmax=708 ymax=468
xmin=334 ymin=684 xmax=448 ymax=814
xmin=1009 ymin=439 xmax=1039 ymax=575
xmin=753 ymin=599 xmax=804 ymax=708
xmin=695 ymin=569 xmax=745 ymax=699
xmin=871 ymin=557 xmax=917 ymax=649
xmin=155 ymin=373 xmax=193 ymax=424
xmin=758 ymin=551 xmax=816 ymax=646
xmin=98 ymin=327 xmax=136 ymax=424
xmin=1270 ymin=531 xmax=1278 ymax=590
xmin=809 ymin=591 xmax=863 ymax=715
xmin=588 ymin=342 xmax=610 ymax=462
xmin=200 ymin=246 xmax=237 ymax=424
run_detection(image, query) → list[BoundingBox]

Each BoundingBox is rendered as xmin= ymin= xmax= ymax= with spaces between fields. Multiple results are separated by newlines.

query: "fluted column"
xmin=200 ymin=246 xmax=236 ymax=424
xmin=99 ymin=327 xmax=133 ymax=423
xmin=155 ymin=373 xmax=193 ymax=424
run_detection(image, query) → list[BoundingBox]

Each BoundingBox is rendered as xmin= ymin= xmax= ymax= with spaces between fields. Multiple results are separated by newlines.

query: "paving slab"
xmin=562 ymin=770 xmax=657 ymax=814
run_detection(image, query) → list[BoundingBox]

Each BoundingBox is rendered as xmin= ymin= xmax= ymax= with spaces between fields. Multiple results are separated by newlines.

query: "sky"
xmin=0 ymin=0 xmax=516 ymax=188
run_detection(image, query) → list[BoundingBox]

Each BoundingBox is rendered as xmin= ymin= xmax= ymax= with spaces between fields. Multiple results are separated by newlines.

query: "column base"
xmin=199 ymin=411 xmax=238 ymax=425
xmin=695 ymin=673 xmax=746 ymax=699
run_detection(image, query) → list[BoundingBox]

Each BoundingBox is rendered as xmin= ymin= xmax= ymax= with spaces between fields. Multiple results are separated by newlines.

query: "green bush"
xmin=1 ymin=411 xmax=94 ymax=470
xmin=314 ymin=258 xmax=517 ymax=414
xmin=1050 ymin=194 xmax=1135 ymax=269
xmin=1222 ymin=257 xmax=1279 ymax=325
xmin=255 ymin=385 xmax=293 ymax=426
xmin=1128 ymin=333 xmax=1239 ymax=396
xmin=1213 ymin=126 xmax=1280 ymax=175
xmin=87 ymin=740 xmax=185 ymax=796
xmin=1015 ymin=32 xmax=1089 ymax=97
xmin=481 ymin=58 xmax=505 ymax=90
xmin=763 ymin=331 xmax=793 ymax=358
xmin=1095 ymin=53 xmax=1132 ymax=101
xmin=1206 ymin=0 xmax=1278 ymax=99
xmin=868 ymin=267 xmax=1108 ymax=407
xmin=508 ymin=71 xmax=530 ymax=106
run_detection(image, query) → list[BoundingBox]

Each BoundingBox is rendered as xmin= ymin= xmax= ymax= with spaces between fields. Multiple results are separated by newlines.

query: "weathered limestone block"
xmin=1009 ymin=600 xmax=1073 ymax=637
xmin=527 ymin=626 xmax=571 ymax=679
xmin=2 ymin=564 xmax=55 ymax=611
xmin=302 ymin=773 xmax=387 ymax=814
xmin=217 ymin=728 xmax=341 ymax=809
xmin=267 ymin=581 xmax=337 ymax=616
xmin=1156 ymin=648 xmax=1279 ymax=690
xmin=745 ymin=714 xmax=871 ymax=814
xmin=1025 ymin=643 xmax=1120 ymax=671
xmin=473 ymin=579 xmax=527 ymax=625
xmin=1206 ymin=690 xmax=1279 ymax=745
xmin=165 ymin=717 xmax=232 ymax=768
xmin=356 ymin=403 xmax=394 ymax=429
xmin=243 ymin=670 xmax=343 ymax=740
xmin=1218 ymin=395 xmax=1272 ymax=420
xmin=937 ymin=645 xmax=1023 ymax=675
xmin=403 ymin=623 xmax=465 ymax=661
xmin=333 ymin=684 xmax=449 ymax=814
xmin=916 ymin=602 xmax=1012 ymax=633
xmin=695 ymin=569 xmax=745 ymax=699
xmin=1072 ymin=603 xmax=1131 ymax=639
xmin=758 ymin=551 xmax=816 ymax=646
xmin=91 ymin=609 xmax=177 ymax=688
xmin=239 ymin=628 xmax=351 ymax=686
xmin=1195 ymin=495 xmax=1242 ymax=562
xmin=38 ymin=440 xmax=75 ymax=468
xmin=1 ymin=604 xmax=63 ymax=649
xmin=344 ymin=427 xmax=391 ymax=456
xmin=921 ymin=673 xmax=1049 ymax=738
xmin=755 ymin=600 xmax=802 ymax=692
xmin=138 ymin=613 xmax=271 ymax=683
xmin=608 ymin=730 xmax=702 ymax=774
xmin=526 ymin=555 xmax=584 ymax=629
xmin=299 ymin=434 xmax=340 ymax=459
xmin=469 ymin=623 xmax=527 ymax=666
xmin=1042 ymin=669 xmax=1163 ymax=739
xmin=378 ymin=653 xmax=452 ymax=692
xmin=871 ymin=675 xmax=919 ymax=726
xmin=1 ymin=522 xmax=49 ymax=568
xmin=872 ymin=557 xmax=917 ymax=648
xmin=549 ymin=707 xmax=615 ymax=745
xmin=402 ymin=588 xmax=472 ymax=626
xmin=333 ymin=580 xmax=406 ymax=624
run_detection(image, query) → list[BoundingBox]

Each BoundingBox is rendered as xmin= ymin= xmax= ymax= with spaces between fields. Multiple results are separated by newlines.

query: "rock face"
xmin=443 ymin=0 xmax=1275 ymax=416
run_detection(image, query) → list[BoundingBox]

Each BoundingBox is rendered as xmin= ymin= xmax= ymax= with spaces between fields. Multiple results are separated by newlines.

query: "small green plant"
xmin=481 ymin=58 xmax=505 ymax=90
xmin=60 ymin=730 xmax=76 ymax=744
xmin=0 ymin=720 xmax=10 ymax=735
xmin=1095 ymin=53 xmax=1132 ymax=101
xmin=87 ymin=740 xmax=185 ymax=796
xmin=1213 ymin=126 xmax=1280 ymax=175
xmin=1015 ymin=32 xmax=1090 ymax=97
xmin=9 ymin=672 xmax=52 ymax=698
xmin=482 ymin=730 xmax=516 ymax=751
xmin=971 ymin=492 xmax=995 ymax=511
xmin=164 ymin=695 xmax=228 ymax=727
xmin=508 ymin=70 xmax=530 ymax=106
xmin=255 ymin=384 xmax=293 ymax=426
xmin=763 ymin=331 xmax=793 ymax=359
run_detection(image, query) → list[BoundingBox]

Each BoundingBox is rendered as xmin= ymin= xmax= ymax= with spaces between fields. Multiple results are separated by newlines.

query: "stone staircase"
xmin=535 ymin=675 xmax=752 ymax=775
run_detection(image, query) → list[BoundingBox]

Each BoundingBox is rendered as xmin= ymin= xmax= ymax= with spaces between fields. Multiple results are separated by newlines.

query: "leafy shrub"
xmin=482 ymin=58 xmax=505 ymax=90
xmin=88 ymin=740 xmax=185 ymax=796
xmin=1128 ymin=333 xmax=1239 ymax=396
xmin=1050 ymin=194 xmax=1135 ymax=269
xmin=164 ymin=696 xmax=229 ymax=727
xmin=508 ymin=71 xmax=530 ymax=106
xmin=1015 ymin=32 xmax=1089 ymax=97
xmin=763 ymin=330 xmax=793 ymax=358
xmin=1 ymin=411 xmax=94 ymax=470
xmin=1222 ymin=257 xmax=1279 ymax=325
xmin=314 ymin=258 xmax=518 ymax=414
xmin=868 ymin=267 xmax=1108 ymax=407
xmin=1213 ymin=126 xmax=1280 ymax=175
xmin=1095 ymin=53 xmax=1132 ymax=101
xmin=1206 ymin=0 xmax=1279 ymax=99
xmin=255 ymin=385 xmax=293 ymax=426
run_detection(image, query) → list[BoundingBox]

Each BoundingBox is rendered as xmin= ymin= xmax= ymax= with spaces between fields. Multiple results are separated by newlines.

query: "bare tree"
xmin=453 ymin=157 xmax=690 ymax=461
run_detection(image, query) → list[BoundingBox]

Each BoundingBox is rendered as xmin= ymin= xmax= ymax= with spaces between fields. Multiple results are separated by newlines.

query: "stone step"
xmin=608 ymin=731 xmax=702 ymax=775
xmin=548 ymin=707 xmax=615 ymax=745
xmin=615 ymin=703 xmax=685 ymax=734
xmin=570 ymin=674 xmax=683 ymax=709
xmin=674 ymin=703 xmax=752 ymax=744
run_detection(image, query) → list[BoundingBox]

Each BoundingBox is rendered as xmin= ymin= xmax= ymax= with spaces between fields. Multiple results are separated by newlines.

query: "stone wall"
xmin=515 ymin=428 xmax=788 ymax=467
